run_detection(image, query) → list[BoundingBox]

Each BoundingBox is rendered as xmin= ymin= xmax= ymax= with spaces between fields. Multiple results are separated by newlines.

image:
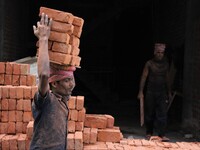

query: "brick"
xmin=0 ymin=62 xmax=5 ymax=73
xmin=83 ymin=127 xmax=90 ymax=144
xmin=71 ymin=55 xmax=81 ymax=67
xmin=17 ymin=134 xmax=27 ymax=150
xmin=4 ymin=74 xmax=12 ymax=85
xmin=8 ymin=99 xmax=16 ymax=110
xmin=49 ymin=31 xmax=70 ymax=44
xmin=74 ymin=131 xmax=83 ymax=150
xmin=2 ymin=135 xmax=12 ymax=150
xmin=1 ymin=99 xmax=9 ymax=110
xmin=9 ymin=111 xmax=16 ymax=122
xmin=72 ymin=16 xmax=84 ymax=27
xmin=73 ymin=25 xmax=82 ymax=38
xmin=76 ymin=95 xmax=84 ymax=110
xmin=23 ymin=112 xmax=33 ymax=122
xmin=75 ymin=121 xmax=84 ymax=131
xmin=97 ymin=128 xmax=121 ymax=142
xmin=49 ymin=51 xmax=72 ymax=65
xmin=7 ymin=122 xmax=16 ymax=134
xmin=12 ymin=75 xmax=20 ymax=86
xmin=9 ymin=86 xmax=17 ymax=99
xmin=16 ymin=111 xmax=23 ymax=122
xmin=78 ymin=107 xmax=86 ymax=122
xmin=0 ymin=123 xmax=8 ymax=134
xmin=51 ymin=20 xmax=74 ymax=34
xmin=13 ymin=63 xmax=21 ymax=75
xmin=16 ymin=122 xmax=23 ymax=133
xmin=16 ymin=86 xmax=24 ymax=99
xmin=84 ymin=114 xmax=107 ymax=129
xmin=20 ymin=75 xmax=27 ymax=86
xmin=1 ymin=111 xmax=9 ymax=122
xmin=23 ymin=86 xmax=32 ymax=99
xmin=2 ymin=86 xmax=9 ymax=99
xmin=104 ymin=114 xmax=114 ymax=128
xmin=0 ymin=86 xmax=2 ymax=99
xmin=70 ymin=109 xmax=78 ymax=121
xmin=20 ymin=64 xmax=30 ymax=75
xmin=22 ymin=122 xmax=28 ymax=134
xmin=67 ymin=96 xmax=76 ymax=109
xmin=5 ymin=62 xmax=13 ymax=74
xmin=26 ymin=121 xmax=34 ymax=140
xmin=23 ymin=100 xmax=31 ymax=111
xmin=71 ymin=45 xmax=80 ymax=56
xmin=0 ymin=134 xmax=6 ymax=148
xmin=51 ymin=42 xmax=72 ymax=54
xmin=67 ymin=133 xmax=75 ymax=150
xmin=10 ymin=135 xmax=19 ymax=150
xmin=26 ymin=75 xmax=36 ymax=86
xmin=90 ymin=128 xmax=98 ymax=144
xmin=39 ymin=7 xmax=74 ymax=24
xmin=0 ymin=74 xmax=5 ymax=85
xmin=68 ymin=120 xmax=75 ymax=133
xmin=69 ymin=35 xmax=80 ymax=47
xmin=17 ymin=99 xmax=23 ymax=110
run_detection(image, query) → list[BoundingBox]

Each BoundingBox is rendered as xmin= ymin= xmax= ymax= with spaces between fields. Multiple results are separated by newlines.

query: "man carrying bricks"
xmin=30 ymin=12 xmax=76 ymax=150
xmin=137 ymin=43 xmax=171 ymax=142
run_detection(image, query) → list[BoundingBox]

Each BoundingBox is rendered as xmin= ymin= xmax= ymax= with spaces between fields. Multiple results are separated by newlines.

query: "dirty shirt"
xmin=30 ymin=91 xmax=69 ymax=150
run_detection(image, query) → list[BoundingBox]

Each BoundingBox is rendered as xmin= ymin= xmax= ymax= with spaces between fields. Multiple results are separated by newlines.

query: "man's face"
xmin=54 ymin=76 xmax=75 ymax=96
xmin=154 ymin=44 xmax=165 ymax=61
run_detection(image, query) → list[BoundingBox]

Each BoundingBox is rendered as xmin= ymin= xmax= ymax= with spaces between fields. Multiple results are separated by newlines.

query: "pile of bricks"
xmin=0 ymin=62 xmax=37 ymax=149
xmin=36 ymin=7 xmax=84 ymax=68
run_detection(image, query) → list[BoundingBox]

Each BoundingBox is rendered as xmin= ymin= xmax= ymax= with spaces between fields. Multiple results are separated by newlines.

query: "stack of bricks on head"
xmin=0 ymin=7 xmax=123 ymax=150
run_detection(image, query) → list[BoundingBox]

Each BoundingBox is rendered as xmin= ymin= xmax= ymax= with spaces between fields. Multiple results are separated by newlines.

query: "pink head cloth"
xmin=154 ymin=43 xmax=166 ymax=52
xmin=48 ymin=66 xmax=76 ymax=83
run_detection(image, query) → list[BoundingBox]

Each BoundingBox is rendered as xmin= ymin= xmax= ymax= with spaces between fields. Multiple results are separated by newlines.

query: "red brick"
xmin=8 ymin=99 xmax=16 ymax=110
xmin=0 ymin=86 xmax=2 ymax=99
xmin=75 ymin=121 xmax=84 ymax=131
xmin=71 ymin=45 xmax=80 ymax=56
xmin=17 ymin=99 xmax=24 ymax=111
xmin=7 ymin=122 xmax=16 ymax=134
xmin=90 ymin=128 xmax=98 ymax=144
xmin=16 ymin=122 xmax=23 ymax=133
xmin=49 ymin=31 xmax=70 ymax=44
xmin=2 ymin=135 xmax=12 ymax=149
xmin=49 ymin=51 xmax=72 ymax=65
xmin=13 ymin=63 xmax=21 ymax=75
xmin=97 ymin=128 xmax=121 ymax=142
xmin=16 ymin=86 xmax=24 ymax=99
xmin=51 ymin=20 xmax=74 ymax=34
xmin=20 ymin=75 xmax=27 ymax=85
xmin=4 ymin=74 xmax=12 ymax=85
xmin=39 ymin=7 xmax=74 ymax=24
xmin=104 ymin=114 xmax=114 ymax=128
xmin=68 ymin=120 xmax=75 ymax=133
xmin=5 ymin=62 xmax=13 ymax=74
xmin=67 ymin=96 xmax=76 ymax=109
xmin=23 ymin=100 xmax=31 ymax=111
xmin=20 ymin=64 xmax=30 ymax=75
xmin=69 ymin=35 xmax=80 ymax=47
xmin=1 ymin=99 xmax=9 ymax=110
xmin=0 ymin=123 xmax=8 ymax=134
xmin=67 ymin=133 xmax=75 ymax=150
xmin=9 ymin=86 xmax=16 ymax=99
xmin=26 ymin=75 xmax=36 ymax=86
xmin=0 ymin=62 xmax=5 ymax=73
xmin=83 ymin=128 xmax=90 ymax=144
xmin=2 ymin=86 xmax=9 ymax=99
xmin=22 ymin=122 xmax=28 ymax=134
xmin=31 ymin=86 xmax=38 ymax=99
xmin=74 ymin=131 xmax=83 ymax=150
xmin=71 ymin=55 xmax=81 ymax=67
xmin=17 ymin=133 xmax=27 ymax=150
xmin=52 ymin=42 xmax=72 ymax=54
xmin=0 ymin=74 xmax=5 ymax=85
xmin=26 ymin=121 xmax=34 ymax=140
xmin=1 ymin=111 xmax=9 ymax=122
xmin=78 ymin=107 xmax=86 ymax=122
xmin=72 ymin=16 xmax=84 ymax=27
xmin=70 ymin=109 xmax=78 ymax=121
xmin=9 ymin=111 xmax=16 ymax=122
xmin=23 ymin=112 xmax=33 ymax=123
xmin=84 ymin=114 xmax=107 ymax=129
xmin=12 ymin=75 xmax=20 ymax=86
xmin=76 ymin=95 xmax=84 ymax=110
xmin=23 ymin=86 xmax=32 ymax=99
xmin=16 ymin=111 xmax=23 ymax=122
xmin=73 ymin=25 xmax=82 ymax=38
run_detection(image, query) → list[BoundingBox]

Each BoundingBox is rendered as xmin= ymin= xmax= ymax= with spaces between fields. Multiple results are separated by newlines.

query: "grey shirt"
xmin=30 ymin=91 xmax=69 ymax=150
